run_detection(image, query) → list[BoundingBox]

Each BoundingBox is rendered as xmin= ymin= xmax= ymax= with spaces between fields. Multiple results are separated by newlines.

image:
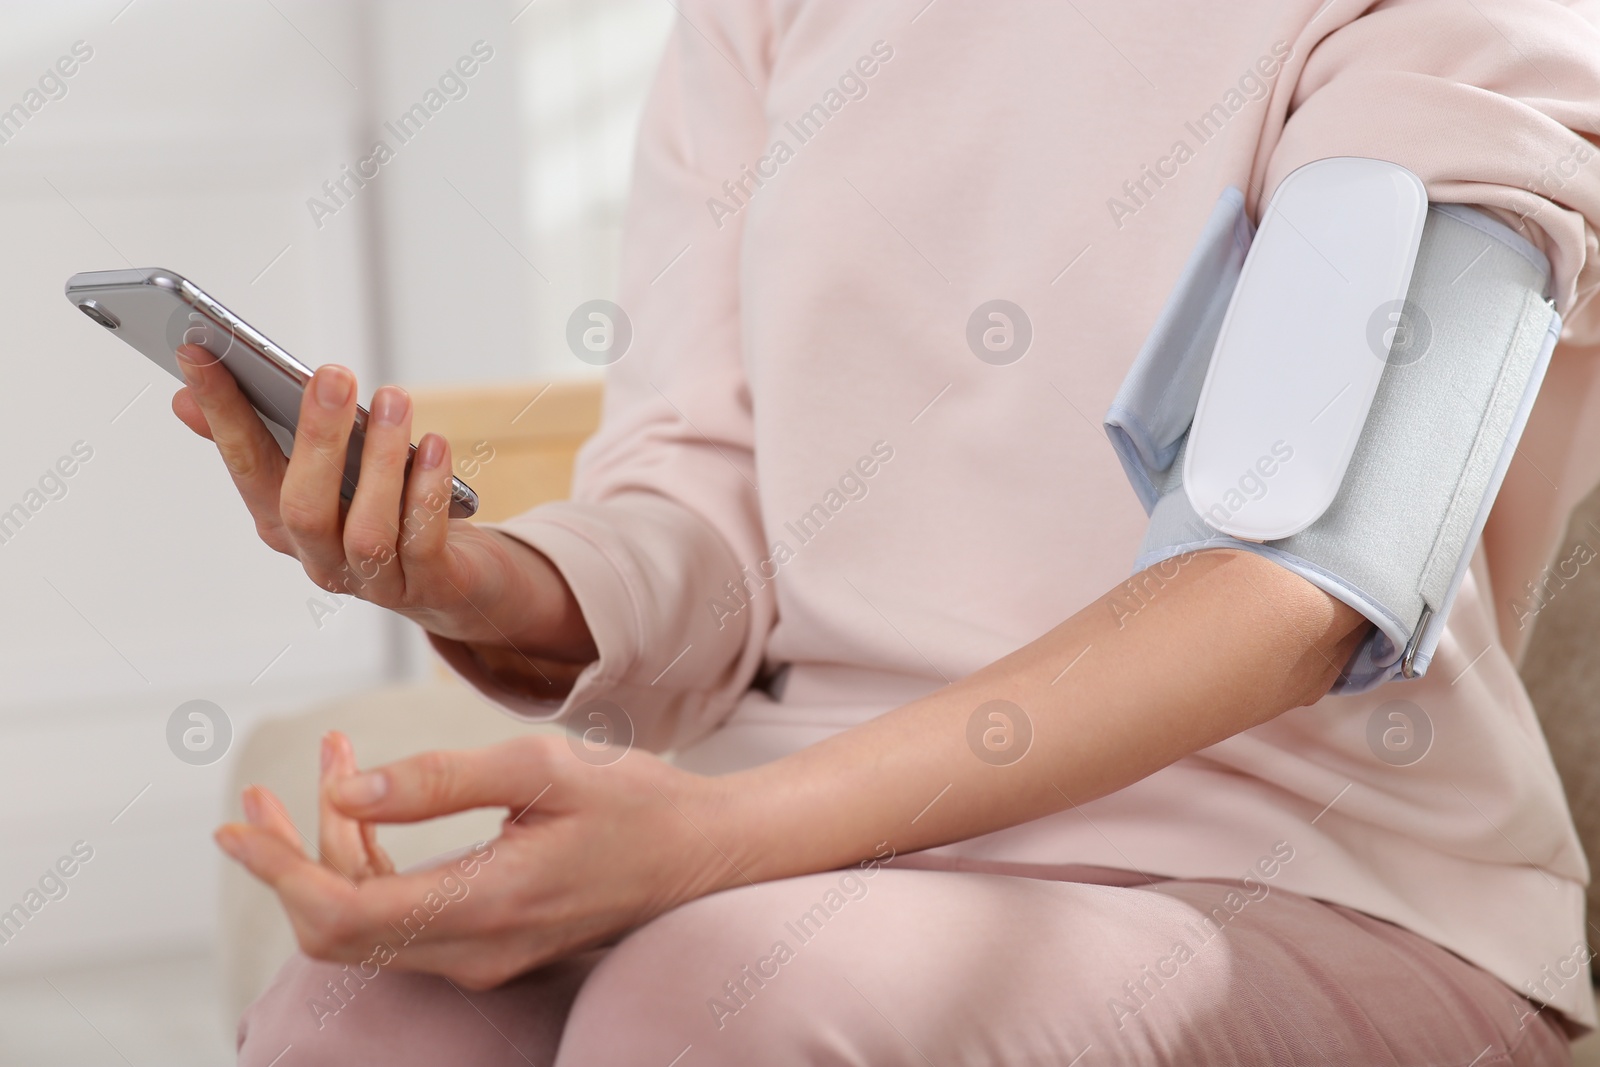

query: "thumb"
xmin=330 ymin=737 xmax=558 ymax=823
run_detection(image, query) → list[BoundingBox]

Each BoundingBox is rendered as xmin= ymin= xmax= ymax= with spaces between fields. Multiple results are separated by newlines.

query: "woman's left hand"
xmin=216 ymin=730 xmax=743 ymax=990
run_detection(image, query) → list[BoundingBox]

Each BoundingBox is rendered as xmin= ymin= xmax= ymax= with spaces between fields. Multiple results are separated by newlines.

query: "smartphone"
xmin=64 ymin=267 xmax=478 ymax=518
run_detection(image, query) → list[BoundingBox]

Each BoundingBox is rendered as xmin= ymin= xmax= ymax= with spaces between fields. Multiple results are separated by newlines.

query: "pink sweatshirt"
xmin=432 ymin=0 xmax=1600 ymax=1027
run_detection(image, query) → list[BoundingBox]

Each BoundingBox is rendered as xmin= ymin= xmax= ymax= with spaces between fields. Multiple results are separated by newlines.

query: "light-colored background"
xmin=6 ymin=3 xmax=1600 ymax=1066
xmin=0 ymin=1 xmax=669 ymax=1061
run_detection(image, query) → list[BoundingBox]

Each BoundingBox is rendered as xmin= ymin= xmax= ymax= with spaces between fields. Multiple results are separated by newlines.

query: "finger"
xmin=396 ymin=433 xmax=456 ymax=569
xmin=326 ymin=733 xmax=397 ymax=877
xmin=174 ymin=345 xmax=292 ymax=547
xmin=216 ymin=823 xmax=374 ymax=962
xmin=278 ymin=364 xmax=359 ymax=588
xmin=320 ymin=732 xmax=378 ymax=882
xmin=360 ymin=819 xmax=396 ymax=877
xmin=338 ymin=733 xmax=395 ymax=876
xmin=241 ymin=785 xmax=304 ymax=854
xmin=216 ymin=822 xmax=339 ymax=892
xmin=170 ymin=387 xmax=213 ymax=440
xmin=341 ymin=386 xmax=413 ymax=605
xmin=332 ymin=738 xmax=558 ymax=823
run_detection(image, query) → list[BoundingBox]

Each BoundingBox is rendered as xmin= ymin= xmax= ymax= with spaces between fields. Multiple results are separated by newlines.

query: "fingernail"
xmin=372 ymin=387 xmax=410 ymax=427
xmin=315 ymin=367 xmax=354 ymax=409
xmin=320 ymin=734 xmax=333 ymax=773
xmin=175 ymin=350 xmax=201 ymax=386
xmin=242 ymin=788 xmax=262 ymax=825
xmin=417 ymin=434 xmax=445 ymax=471
xmin=336 ymin=772 xmax=387 ymax=807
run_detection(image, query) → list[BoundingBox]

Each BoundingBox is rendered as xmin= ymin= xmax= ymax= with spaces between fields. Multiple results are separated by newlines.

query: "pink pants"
xmin=236 ymin=859 xmax=1572 ymax=1066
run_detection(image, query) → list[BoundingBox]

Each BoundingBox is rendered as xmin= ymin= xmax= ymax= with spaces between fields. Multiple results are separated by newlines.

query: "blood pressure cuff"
xmin=1105 ymin=187 xmax=1561 ymax=692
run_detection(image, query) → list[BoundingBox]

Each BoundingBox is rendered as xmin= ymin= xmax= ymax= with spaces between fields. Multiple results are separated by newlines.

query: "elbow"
xmin=1185 ymin=549 xmax=1373 ymax=713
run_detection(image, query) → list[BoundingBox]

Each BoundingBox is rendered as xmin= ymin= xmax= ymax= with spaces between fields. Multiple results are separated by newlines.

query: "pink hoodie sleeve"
xmin=1254 ymin=0 xmax=1600 ymax=342
xmin=428 ymin=5 xmax=778 ymax=753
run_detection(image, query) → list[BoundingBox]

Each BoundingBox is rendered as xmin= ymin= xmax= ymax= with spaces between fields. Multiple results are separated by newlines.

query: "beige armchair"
xmin=218 ymin=378 xmax=602 ymax=1022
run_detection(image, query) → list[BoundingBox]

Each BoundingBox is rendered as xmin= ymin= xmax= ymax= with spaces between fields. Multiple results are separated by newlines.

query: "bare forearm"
xmin=714 ymin=550 xmax=1367 ymax=884
xmin=475 ymin=531 xmax=596 ymax=660
xmin=431 ymin=530 xmax=597 ymax=681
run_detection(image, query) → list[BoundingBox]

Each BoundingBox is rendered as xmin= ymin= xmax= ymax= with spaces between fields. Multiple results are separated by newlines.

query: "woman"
xmin=187 ymin=1 xmax=1600 ymax=1063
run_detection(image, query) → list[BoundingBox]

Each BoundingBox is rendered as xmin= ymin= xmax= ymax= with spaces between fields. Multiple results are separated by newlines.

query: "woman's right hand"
xmin=170 ymin=345 xmax=596 ymax=666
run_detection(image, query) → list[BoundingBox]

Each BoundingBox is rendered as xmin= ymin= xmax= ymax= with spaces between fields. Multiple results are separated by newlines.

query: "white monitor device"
xmin=1183 ymin=157 xmax=1428 ymax=541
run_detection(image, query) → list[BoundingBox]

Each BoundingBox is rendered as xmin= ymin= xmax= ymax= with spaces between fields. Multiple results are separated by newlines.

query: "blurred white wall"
xmin=518 ymin=0 xmax=674 ymax=378
xmin=0 ymin=0 xmax=671 ymax=991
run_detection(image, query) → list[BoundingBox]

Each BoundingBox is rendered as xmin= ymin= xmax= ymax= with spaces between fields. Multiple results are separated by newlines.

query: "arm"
xmin=176 ymin=1 xmax=777 ymax=745
xmin=715 ymin=549 xmax=1366 ymax=879
xmin=216 ymin=550 xmax=1364 ymax=989
xmin=721 ymin=0 xmax=1594 ymax=882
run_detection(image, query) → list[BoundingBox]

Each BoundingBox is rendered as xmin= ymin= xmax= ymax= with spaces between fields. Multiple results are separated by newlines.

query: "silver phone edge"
xmin=66 ymin=267 xmax=481 ymax=520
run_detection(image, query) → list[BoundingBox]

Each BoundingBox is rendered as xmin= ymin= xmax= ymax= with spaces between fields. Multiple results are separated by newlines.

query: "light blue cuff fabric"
xmin=1105 ymin=188 xmax=1560 ymax=693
